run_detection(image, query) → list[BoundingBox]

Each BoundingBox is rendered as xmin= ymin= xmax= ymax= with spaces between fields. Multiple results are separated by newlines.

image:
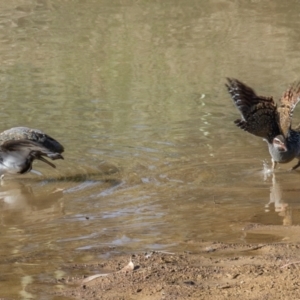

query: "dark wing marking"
xmin=0 ymin=127 xmax=64 ymax=154
xmin=0 ymin=139 xmax=63 ymax=172
xmin=226 ymin=78 xmax=280 ymax=142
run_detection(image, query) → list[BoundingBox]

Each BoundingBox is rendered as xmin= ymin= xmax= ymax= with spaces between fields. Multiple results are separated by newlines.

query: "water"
xmin=1 ymin=0 xmax=300 ymax=298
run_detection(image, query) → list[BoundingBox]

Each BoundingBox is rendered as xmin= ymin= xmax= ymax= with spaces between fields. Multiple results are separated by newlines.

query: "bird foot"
xmin=290 ymin=161 xmax=300 ymax=171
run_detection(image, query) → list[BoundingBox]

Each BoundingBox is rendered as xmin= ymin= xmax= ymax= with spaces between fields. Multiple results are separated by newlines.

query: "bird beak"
xmin=280 ymin=144 xmax=287 ymax=152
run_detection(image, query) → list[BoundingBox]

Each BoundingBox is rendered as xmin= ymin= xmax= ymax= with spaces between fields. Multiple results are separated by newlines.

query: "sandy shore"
xmin=52 ymin=239 xmax=300 ymax=300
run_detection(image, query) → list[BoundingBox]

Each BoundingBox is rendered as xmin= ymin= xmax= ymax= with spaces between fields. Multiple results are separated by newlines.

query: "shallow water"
xmin=1 ymin=0 xmax=300 ymax=298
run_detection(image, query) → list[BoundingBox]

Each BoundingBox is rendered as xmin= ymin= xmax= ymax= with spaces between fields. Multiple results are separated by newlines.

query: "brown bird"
xmin=226 ymin=78 xmax=300 ymax=170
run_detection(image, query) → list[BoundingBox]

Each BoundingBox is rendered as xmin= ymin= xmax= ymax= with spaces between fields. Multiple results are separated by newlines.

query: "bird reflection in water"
xmin=264 ymin=173 xmax=292 ymax=226
xmin=0 ymin=180 xmax=64 ymax=226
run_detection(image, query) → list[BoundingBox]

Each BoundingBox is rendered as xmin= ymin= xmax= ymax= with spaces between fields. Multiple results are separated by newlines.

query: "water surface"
xmin=1 ymin=0 xmax=300 ymax=298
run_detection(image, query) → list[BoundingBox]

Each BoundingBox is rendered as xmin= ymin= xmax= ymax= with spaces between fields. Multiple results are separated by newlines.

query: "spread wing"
xmin=0 ymin=127 xmax=64 ymax=154
xmin=277 ymin=81 xmax=300 ymax=137
xmin=225 ymin=78 xmax=280 ymax=142
xmin=0 ymin=139 xmax=64 ymax=172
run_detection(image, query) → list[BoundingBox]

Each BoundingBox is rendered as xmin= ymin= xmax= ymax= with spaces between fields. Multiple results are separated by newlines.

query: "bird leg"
xmin=0 ymin=174 xmax=4 ymax=185
xmin=272 ymin=159 xmax=277 ymax=170
xmin=291 ymin=160 xmax=300 ymax=170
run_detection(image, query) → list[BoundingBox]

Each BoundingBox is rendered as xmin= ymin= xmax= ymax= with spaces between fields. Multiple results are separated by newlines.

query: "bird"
xmin=0 ymin=139 xmax=63 ymax=178
xmin=0 ymin=127 xmax=64 ymax=178
xmin=0 ymin=127 xmax=64 ymax=154
xmin=226 ymin=78 xmax=300 ymax=170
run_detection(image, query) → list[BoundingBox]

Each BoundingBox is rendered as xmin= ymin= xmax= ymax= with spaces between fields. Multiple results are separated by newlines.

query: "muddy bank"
xmin=49 ymin=240 xmax=300 ymax=300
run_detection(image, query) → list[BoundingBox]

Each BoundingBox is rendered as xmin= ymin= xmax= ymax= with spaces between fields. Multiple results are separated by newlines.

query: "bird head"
xmin=272 ymin=135 xmax=287 ymax=152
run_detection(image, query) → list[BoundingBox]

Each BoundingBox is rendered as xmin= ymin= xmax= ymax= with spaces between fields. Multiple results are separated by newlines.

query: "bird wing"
xmin=277 ymin=82 xmax=300 ymax=137
xmin=0 ymin=139 xmax=63 ymax=171
xmin=226 ymin=78 xmax=280 ymax=142
xmin=0 ymin=127 xmax=64 ymax=154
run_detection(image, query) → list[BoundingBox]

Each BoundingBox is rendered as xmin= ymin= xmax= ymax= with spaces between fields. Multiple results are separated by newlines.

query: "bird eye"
xmin=274 ymin=139 xmax=281 ymax=144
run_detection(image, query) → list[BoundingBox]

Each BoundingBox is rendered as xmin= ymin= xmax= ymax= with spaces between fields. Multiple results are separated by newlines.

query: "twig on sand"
xmin=82 ymin=258 xmax=134 ymax=284
xmin=280 ymin=261 xmax=300 ymax=269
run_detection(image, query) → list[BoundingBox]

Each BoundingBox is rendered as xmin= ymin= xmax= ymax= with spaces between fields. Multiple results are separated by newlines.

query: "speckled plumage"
xmin=0 ymin=127 xmax=64 ymax=154
xmin=226 ymin=78 xmax=300 ymax=170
